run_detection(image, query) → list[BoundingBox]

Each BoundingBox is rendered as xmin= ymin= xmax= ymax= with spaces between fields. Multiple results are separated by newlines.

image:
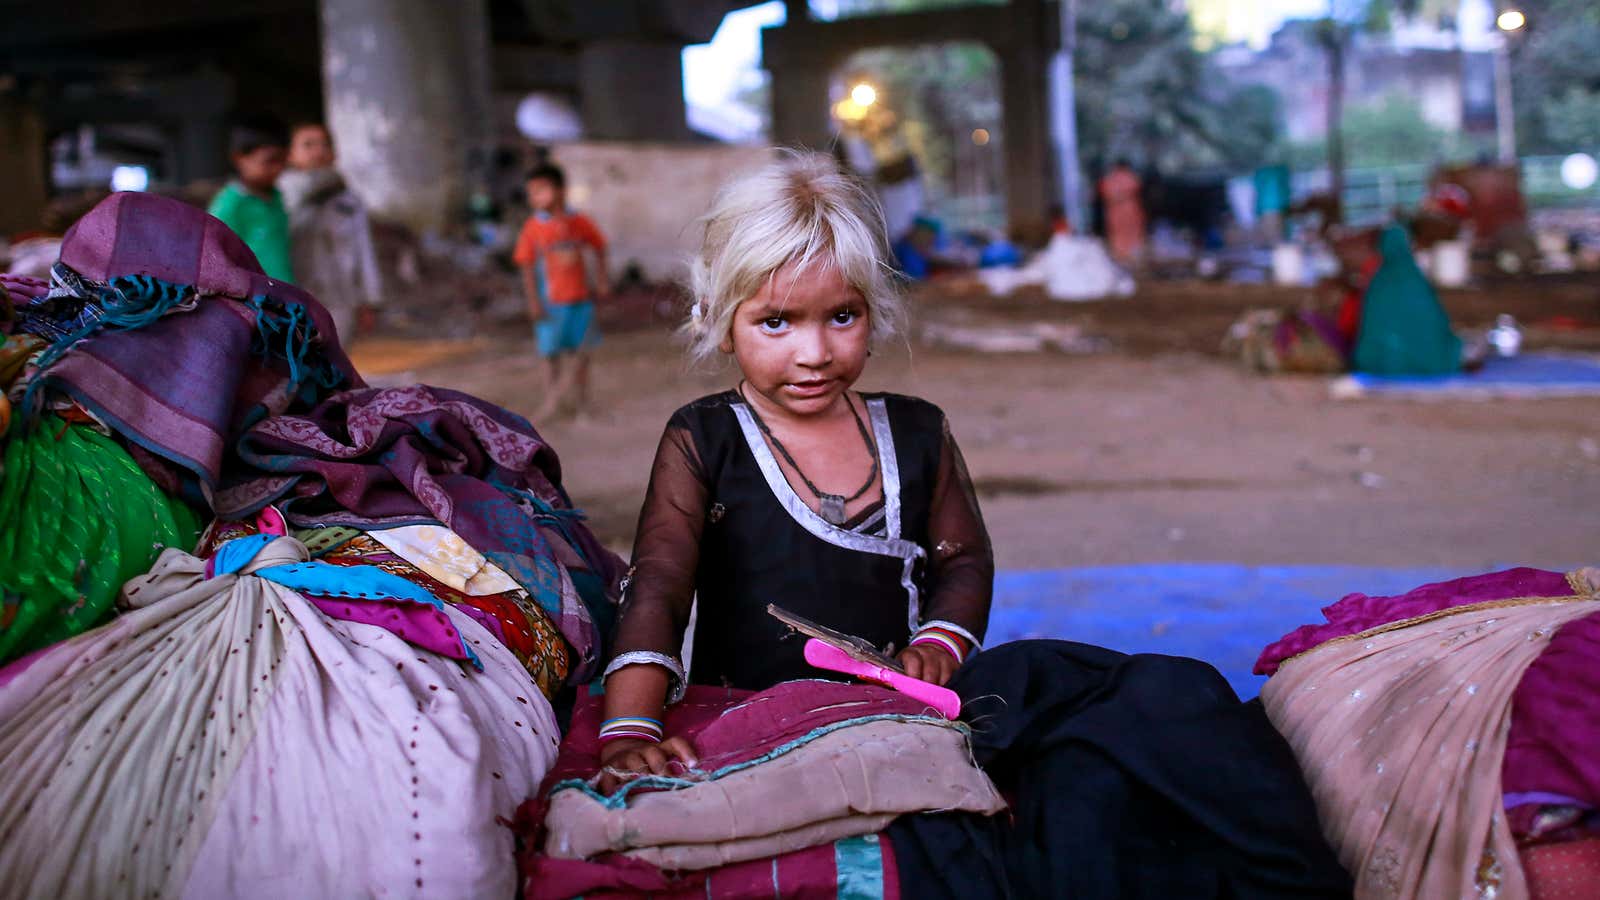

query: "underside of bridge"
xmin=0 ymin=0 xmax=1052 ymax=234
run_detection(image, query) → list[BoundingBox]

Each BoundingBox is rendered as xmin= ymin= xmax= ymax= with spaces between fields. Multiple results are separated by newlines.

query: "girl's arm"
xmin=598 ymin=422 xmax=707 ymax=786
xmin=898 ymin=416 xmax=994 ymax=685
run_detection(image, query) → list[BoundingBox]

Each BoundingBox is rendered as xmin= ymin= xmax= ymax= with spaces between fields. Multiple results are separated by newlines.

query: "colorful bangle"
xmin=910 ymin=625 xmax=971 ymax=664
xmin=599 ymin=716 xmax=664 ymax=744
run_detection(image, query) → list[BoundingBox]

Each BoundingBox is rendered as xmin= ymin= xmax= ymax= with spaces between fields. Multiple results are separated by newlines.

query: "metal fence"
xmin=1291 ymin=154 xmax=1600 ymax=226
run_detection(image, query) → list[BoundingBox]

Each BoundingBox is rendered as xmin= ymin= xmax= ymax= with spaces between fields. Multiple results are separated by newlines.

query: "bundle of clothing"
xmin=0 ymin=192 xmax=621 ymax=897
xmin=1256 ymin=567 xmax=1600 ymax=899
xmin=519 ymin=680 xmax=1004 ymax=898
xmin=521 ymin=642 xmax=1354 ymax=900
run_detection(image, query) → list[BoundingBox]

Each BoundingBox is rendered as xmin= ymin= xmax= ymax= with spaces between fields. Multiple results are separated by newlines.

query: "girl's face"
xmin=727 ymin=259 xmax=871 ymax=420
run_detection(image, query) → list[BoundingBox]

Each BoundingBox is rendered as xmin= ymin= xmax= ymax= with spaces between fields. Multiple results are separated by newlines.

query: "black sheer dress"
xmin=609 ymin=390 xmax=991 ymax=692
xmin=605 ymin=390 xmax=1351 ymax=899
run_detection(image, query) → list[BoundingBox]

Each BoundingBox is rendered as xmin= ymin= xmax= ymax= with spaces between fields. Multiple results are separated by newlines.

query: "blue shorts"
xmin=535 ymin=301 xmax=599 ymax=358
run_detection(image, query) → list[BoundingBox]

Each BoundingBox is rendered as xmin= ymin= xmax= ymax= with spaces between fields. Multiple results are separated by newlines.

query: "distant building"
xmin=1213 ymin=18 xmax=1498 ymax=143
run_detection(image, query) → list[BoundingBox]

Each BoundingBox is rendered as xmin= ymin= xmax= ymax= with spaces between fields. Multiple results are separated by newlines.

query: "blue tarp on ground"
xmin=989 ymin=564 xmax=1475 ymax=698
xmin=1333 ymin=353 xmax=1600 ymax=399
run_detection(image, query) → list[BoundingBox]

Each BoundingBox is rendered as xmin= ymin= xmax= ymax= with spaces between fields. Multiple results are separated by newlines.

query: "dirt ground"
xmin=352 ymin=274 xmax=1600 ymax=573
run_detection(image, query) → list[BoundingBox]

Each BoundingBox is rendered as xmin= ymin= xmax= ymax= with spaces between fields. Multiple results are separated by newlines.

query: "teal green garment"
xmin=208 ymin=181 xmax=295 ymax=282
xmin=1353 ymin=226 xmax=1462 ymax=377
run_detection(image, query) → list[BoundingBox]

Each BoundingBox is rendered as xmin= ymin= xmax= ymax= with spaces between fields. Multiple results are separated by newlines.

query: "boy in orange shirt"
xmin=514 ymin=164 xmax=610 ymax=422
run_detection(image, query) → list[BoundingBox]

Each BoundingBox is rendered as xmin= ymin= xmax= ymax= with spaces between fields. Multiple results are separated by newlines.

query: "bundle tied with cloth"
xmin=530 ymin=679 xmax=1004 ymax=882
xmin=1 ymin=191 xmax=625 ymax=897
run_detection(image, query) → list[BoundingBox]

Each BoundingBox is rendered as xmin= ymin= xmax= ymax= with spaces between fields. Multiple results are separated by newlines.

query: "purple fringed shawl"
xmin=28 ymin=192 xmax=363 ymax=489
xmin=216 ymin=384 xmax=623 ymax=679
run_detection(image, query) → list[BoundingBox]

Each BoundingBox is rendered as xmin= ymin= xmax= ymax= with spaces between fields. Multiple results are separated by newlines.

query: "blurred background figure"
xmin=280 ymin=121 xmax=383 ymax=347
xmin=208 ymin=116 xmax=293 ymax=283
xmin=514 ymin=163 xmax=609 ymax=423
xmin=1098 ymin=159 xmax=1147 ymax=266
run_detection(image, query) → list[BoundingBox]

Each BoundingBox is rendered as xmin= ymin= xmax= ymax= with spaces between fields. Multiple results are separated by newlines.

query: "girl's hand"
xmin=896 ymin=644 xmax=960 ymax=687
xmin=597 ymin=735 xmax=699 ymax=794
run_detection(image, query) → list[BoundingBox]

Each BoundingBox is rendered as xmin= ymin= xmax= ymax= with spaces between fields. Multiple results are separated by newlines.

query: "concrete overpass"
xmin=1 ymin=0 xmax=1056 ymax=235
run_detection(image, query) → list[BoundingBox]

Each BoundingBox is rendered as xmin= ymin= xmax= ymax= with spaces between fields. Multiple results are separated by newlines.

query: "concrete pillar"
xmin=999 ymin=40 xmax=1053 ymax=237
xmin=768 ymin=62 xmax=833 ymax=152
xmin=319 ymin=0 xmax=494 ymax=234
xmin=168 ymin=67 xmax=233 ymax=184
xmin=577 ymin=39 xmax=693 ymax=142
xmin=0 ymin=95 xmax=49 ymax=237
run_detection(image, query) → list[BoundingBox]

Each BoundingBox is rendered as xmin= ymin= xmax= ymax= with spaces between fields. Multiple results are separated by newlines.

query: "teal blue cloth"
xmin=535 ymin=300 xmax=598 ymax=357
xmin=833 ymin=834 xmax=886 ymax=899
xmin=209 ymin=533 xmax=482 ymax=669
xmin=1353 ymin=226 xmax=1462 ymax=377
xmin=1253 ymin=165 xmax=1291 ymax=215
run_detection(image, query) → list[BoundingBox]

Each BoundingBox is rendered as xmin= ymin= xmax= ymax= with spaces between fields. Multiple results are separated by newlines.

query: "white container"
xmin=1433 ymin=239 xmax=1470 ymax=288
xmin=1272 ymin=243 xmax=1303 ymax=286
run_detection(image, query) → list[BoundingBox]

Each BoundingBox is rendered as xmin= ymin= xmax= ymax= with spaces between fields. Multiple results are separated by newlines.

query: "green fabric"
xmin=0 ymin=417 xmax=202 ymax=663
xmin=293 ymin=525 xmax=361 ymax=557
xmin=208 ymin=182 xmax=295 ymax=283
xmin=1353 ymin=226 xmax=1462 ymax=377
xmin=833 ymin=834 xmax=886 ymax=900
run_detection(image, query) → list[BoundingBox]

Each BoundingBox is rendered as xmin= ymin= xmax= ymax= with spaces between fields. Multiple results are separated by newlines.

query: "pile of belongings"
xmin=1255 ymin=567 xmax=1600 ymax=898
xmin=0 ymin=193 xmax=623 ymax=897
xmin=976 ymin=233 xmax=1135 ymax=302
xmin=517 ymin=680 xmax=1004 ymax=898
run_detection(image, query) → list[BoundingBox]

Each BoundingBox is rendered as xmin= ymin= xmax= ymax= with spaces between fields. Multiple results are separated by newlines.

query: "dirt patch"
xmin=913 ymin=272 xmax=1600 ymax=357
xmin=374 ymin=274 xmax=1600 ymax=576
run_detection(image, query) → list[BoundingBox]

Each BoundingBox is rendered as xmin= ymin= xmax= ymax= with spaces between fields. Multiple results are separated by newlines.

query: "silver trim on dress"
xmin=731 ymin=398 xmax=926 ymax=629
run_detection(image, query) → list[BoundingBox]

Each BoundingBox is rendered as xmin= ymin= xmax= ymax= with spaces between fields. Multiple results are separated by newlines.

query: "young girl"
xmin=595 ymin=154 xmax=1350 ymax=898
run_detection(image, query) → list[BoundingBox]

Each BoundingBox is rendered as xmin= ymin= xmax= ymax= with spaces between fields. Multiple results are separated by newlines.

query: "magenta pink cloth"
xmin=1 ymin=274 xmax=49 ymax=309
xmin=305 ymin=596 xmax=471 ymax=664
xmin=1255 ymin=567 xmax=1600 ymax=840
xmin=1505 ymin=610 xmax=1600 ymax=815
xmin=1254 ymin=567 xmax=1573 ymax=676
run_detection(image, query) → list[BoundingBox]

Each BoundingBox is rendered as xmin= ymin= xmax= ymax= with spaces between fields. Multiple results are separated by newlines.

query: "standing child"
xmin=591 ymin=154 xmax=1351 ymax=898
xmin=513 ymin=164 xmax=609 ymax=422
xmin=279 ymin=122 xmax=384 ymax=347
xmin=208 ymin=116 xmax=295 ymax=283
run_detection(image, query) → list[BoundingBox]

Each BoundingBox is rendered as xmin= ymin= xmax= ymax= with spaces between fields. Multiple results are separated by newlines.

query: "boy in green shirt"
xmin=208 ymin=117 xmax=294 ymax=282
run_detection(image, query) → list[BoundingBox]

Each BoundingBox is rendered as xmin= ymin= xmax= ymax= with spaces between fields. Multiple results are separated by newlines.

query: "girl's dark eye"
xmin=833 ymin=309 xmax=858 ymax=325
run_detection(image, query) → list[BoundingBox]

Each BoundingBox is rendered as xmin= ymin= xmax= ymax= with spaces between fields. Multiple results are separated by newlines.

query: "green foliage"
xmin=1073 ymin=0 xmax=1280 ymax=172
xmin=1212 ymin=85 xmax=1287 ymax=170
xmin=1288 ymin=92 xmax=1489 ymax=168
xmin=845 ymin=41 xmax=1002 ymax=195
xmin=1511 ymin=0 xmax=1600 ymax=153
xmin=1539 ymin=87 xmax=1600 ymax=150
xmin=832 ymin=0 xmax=1288 ymax=190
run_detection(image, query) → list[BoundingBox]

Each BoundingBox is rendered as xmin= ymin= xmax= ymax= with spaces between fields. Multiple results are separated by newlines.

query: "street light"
xmin=850 ymin=83 xmax=877 ymax=108
xmin=1493 ymin=8 xmax=1523 ymax=162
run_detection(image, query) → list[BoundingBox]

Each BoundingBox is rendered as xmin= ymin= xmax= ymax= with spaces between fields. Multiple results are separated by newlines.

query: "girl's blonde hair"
xmin=685 ymin=151 xmax=906 ymax=361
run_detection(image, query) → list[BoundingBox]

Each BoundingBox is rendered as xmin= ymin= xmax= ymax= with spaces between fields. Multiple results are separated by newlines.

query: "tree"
xmin=1289 ymin=92 xmax=1484 ymax=169
xmin=1510 ymin=0 xmax=1600 ymax=153
xmin=1305 ymin=0 xmax=1467 ymax=215
xmin=1072 ymin=0 xmax=1260 ymax=172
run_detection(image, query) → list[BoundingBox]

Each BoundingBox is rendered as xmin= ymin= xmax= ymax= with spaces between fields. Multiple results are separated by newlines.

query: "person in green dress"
xmin=1353 ymin=225 xmax=1462 ymax=376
